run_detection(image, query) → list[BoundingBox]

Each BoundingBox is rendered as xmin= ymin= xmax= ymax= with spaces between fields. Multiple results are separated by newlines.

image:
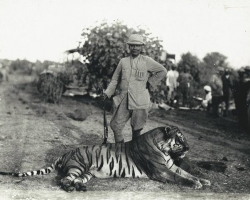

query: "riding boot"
xmin=132 ymin=129 xmax=142 ymax=140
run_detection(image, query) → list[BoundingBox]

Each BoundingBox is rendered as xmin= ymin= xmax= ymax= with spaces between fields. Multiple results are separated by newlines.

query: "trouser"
xmin=222 ymin=94 xmax=230 ymax=116
xmin=212 ymin=96 xmax=222 ymax=117
xmin=182 ymin=91 xmax=190 ymax=107
xmin=179 ymin=86 xmax=190 ymax=107
xmin=237 ymin=99 xmax=248 ymax=130
xmin=167 ymin=86 xmax=176 ymax=104
xmin=110 ymin=95 xmax=148 ymax=143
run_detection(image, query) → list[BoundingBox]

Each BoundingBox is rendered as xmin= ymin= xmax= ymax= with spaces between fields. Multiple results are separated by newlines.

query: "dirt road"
xmin=0 ymin=74 xmax=250 ymax=199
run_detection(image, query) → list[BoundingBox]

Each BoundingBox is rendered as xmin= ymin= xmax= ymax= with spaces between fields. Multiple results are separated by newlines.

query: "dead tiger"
xmin=0 ymin=125 xmax=210 ymax=192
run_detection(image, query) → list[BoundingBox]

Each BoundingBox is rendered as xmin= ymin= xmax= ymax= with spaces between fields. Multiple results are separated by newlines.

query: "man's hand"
xmin=101 ymin=93 xmax=108 ymax=101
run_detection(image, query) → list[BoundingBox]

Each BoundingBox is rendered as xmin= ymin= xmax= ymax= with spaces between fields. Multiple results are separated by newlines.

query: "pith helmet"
xmin=127 ymin=34 xmax=145 ymax=45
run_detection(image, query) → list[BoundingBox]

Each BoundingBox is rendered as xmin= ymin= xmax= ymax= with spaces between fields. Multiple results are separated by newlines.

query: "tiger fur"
xmin=0 ymin=125 xmax=210 ymax=192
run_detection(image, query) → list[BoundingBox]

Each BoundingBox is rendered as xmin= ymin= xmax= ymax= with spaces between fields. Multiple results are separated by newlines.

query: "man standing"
xmin=209 ymin=67 xmax=224 ymax=117
xmin=102 ymin=34 xmax=167 ymax=143
xmin=166 ymin=64 xmax=179 ymax=106
xmin=235 ymin=66 xmax=250 ymax=131
xmin=177 ymin=65 xmax=193 ymax=107
xmin=221 ymin=69 xmax=233 ymax=117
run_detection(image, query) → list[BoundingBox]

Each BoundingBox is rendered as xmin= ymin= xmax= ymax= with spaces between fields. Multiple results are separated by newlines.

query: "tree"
xmin=177 ymin=52 xmax=201 ymax=83
xmin=9 ymin=59 xmax=33 ymax=75
xmin=203 ymin=52 xmax=228 ymax=68
xmin=200 ymin=52 xmax=229 ymax=86
xmin=78 ymin=20 xmax=165 ymax=95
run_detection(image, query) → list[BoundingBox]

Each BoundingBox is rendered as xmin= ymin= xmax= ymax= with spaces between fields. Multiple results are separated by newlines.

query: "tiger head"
xmin=132 ymin=125 xmax=189 ymax=160
xmin=130 ymin=125 xmax=190 ymax=182
xmin=152 ymin=125 xmax=190 ymax=160
xmin=160 ymin=126 xmax=189 ymax=159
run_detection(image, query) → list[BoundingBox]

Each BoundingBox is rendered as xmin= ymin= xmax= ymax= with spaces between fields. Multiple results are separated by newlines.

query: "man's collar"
xmin=130 ymin=54 xmax=141 ymax=59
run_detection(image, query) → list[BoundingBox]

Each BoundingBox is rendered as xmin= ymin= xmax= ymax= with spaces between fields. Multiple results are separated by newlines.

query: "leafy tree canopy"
xmin=78 ymin=20 xmax=165 ymax=93
xmin=203 ymin=52 xmax=228 ymax=68
xmin=177 ymin=52 xmax=201 ymax=82
xmin=199 ymin=52 xmax=229 ymax=86
xmin=9 ymin=59 xmax=33 ymax=74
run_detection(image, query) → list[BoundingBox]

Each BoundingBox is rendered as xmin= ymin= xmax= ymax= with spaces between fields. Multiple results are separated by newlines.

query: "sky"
xmin=0 ymin=0 xmax=250 ymax=69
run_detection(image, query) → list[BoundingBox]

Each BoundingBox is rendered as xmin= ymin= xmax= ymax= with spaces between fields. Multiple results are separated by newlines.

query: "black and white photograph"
xmin=0 ymin=0 xmax=250 ymax=199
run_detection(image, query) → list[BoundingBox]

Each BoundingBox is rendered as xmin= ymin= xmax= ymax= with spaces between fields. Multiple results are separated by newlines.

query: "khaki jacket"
xmin=105 ymin=55 xmax=167 ymax=110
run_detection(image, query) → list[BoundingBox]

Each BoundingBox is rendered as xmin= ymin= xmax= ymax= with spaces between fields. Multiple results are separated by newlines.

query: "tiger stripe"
xmin=0 ymin=126 xmax=210 ymax=192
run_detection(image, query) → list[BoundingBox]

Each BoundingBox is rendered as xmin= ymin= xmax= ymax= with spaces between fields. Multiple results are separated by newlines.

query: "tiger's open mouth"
xmin=161 ymin=148 xmax=188 ymax=160
xmin=178 ymin=152 xmax=187 ymax=159
xmin=170 ymin=149 xmax=189 ymax=159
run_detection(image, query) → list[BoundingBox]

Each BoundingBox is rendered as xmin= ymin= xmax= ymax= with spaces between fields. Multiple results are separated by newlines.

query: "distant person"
xmin=202 ymin=85 xmax=212 ymax=111
xmin=166 ymin=64 xmax=179 ymax=106
xmin=0 ymin=65 xmax=8 ymax=82
xmin=221 ymin=69 xmax=233 ymax=117
xmin=192 ymin=85 xmax=212 ymax=112
xmin=177 ymin=65 xmax=193 ymax=107
xmin=233 ymin=67 xmax=245 ymax=113
xmin=235 ymin=66 xmax=250 ymax=131
xmin=102 ymin=34 xmax=167 ymax=143
xmin=0 ymin=72 xmax=3 ymax=83
xmin=209 ymin=67 xmax=224 ymax=117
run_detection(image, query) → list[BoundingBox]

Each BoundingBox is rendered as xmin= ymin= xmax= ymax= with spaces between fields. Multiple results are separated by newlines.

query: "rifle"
xmin=101 ymin=88 xmax=108 ymax=144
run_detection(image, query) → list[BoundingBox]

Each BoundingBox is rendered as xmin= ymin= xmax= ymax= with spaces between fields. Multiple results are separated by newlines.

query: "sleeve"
xmin=176 ymin=72 xmax=180 ymax=87
xmin=146 ymin=57 xmax=167 ymax=90
xmin=176 ymin=72 xmax=179 ymax=79
xmin=166 ymin=71 xmax=170 ymax=86
xmin=209 ymin=75 xmax=217 ymax=90
xmin=104 ymin=60 xmax=122 ymax=98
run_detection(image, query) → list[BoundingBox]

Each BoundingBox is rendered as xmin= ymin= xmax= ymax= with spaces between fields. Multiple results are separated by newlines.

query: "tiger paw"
xmin=65 ymin=186 xmax=76 ymax=192
xmin=194 ymin=181 xmax=202 ymax=189
xmin=199 ymin=178 xmax=211 ymax=186
xmin=60 ymin=178 xmax=75 ymax=192
xmin=75 ymin=182 xmax=87 ymax=192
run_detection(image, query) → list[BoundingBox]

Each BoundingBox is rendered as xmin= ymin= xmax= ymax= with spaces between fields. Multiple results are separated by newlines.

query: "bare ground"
xmin=0 ymin=74 xmax=250 ymax=199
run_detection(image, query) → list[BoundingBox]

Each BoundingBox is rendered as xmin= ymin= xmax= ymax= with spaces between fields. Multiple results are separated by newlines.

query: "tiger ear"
xmin=164 ymin=126 xmax=171 ymax=137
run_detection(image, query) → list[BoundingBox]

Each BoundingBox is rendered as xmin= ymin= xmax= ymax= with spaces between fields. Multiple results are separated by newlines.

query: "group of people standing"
xmin=165 ymin=63 xmax=193 ymax=108
xmin=102 ymin=33 xmax=250 ymax=143
xmin=165 ymin=64 xmax=235 ymax=119
xmin=233 ymin=66 xmax=250 ymax=131
xmin=198 ymin=65 xmax=250 ymax=132
xmin=209 ymin=67 xmax=233 ymax=117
